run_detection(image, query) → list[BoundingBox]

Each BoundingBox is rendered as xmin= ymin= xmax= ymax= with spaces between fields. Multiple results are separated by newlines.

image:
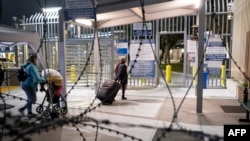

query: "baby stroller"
xmin=36 ymin=69 xmax=67 ymax=118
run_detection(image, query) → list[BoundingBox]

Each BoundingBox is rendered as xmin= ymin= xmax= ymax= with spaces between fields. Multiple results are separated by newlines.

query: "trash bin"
xmin=203 ymin=65 xmax=208 ymax=89
xmin=203 ymin=72 xmax=208 ymax=89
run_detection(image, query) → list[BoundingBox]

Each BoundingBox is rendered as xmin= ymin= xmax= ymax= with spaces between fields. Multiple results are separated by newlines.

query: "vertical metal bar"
xmin=171 ymin=18 xmax=174 ymax=32
xmin=159 ymin=19 xmax=162 ymax=32
xmin=180 ymin=16 xmax=183 ymax=32
xmin=151 ymin=21 xmax=154 ymax=40
xmin=187 ymin=16 xmax=190 ymax=35
xmin=221 ymin=0 xmax=225 ymax=35
xmin=184 ymin=16 xmax=187 ymax=86
xmin=215 ymin=75 xmax=217 ymax=87
xmin=177 ymin=17 xmax=180 ymax=32
xmin=155 ymin=20 xmax=159 ymax=85
xmin=222 ymin=14 xmax=225 ymax=35
xmin=168 ymin=18 xmax=170 ymax=32
xmin=212 ymin=0 xmax=216 ymax=33
xmin=196 ymin=0 xmax=205 ymax=113
xmin=47 ymin=13 xmax=50 ymax=37
xmin=59 ymin=9 xmax=67 ymax=101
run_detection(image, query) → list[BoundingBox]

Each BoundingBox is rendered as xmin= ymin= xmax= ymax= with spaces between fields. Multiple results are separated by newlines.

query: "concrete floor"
xmin=1 ymin=82 xmax=249 ymax=141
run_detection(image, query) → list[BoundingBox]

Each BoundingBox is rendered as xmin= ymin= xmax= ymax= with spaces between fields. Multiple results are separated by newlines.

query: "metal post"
xmin=183 ymin=16 xmax=187 ymax=86
xmin=155 ymin=19 xmax=159 ymax=85
xmin=58 ymin=9 xmax=67 ymax=105
xmin=94 ymin=30 xmax=100 ymax=94
xmin=111 ymin=27 xmax=115 ymax=80
xmin=221 ymin=65 xmax=225 ymax=86
xmin=228 ymin=14 xmax=234 ymax=78
xmin=93 ymin=0 xmax=100 ymax=94
xmin=196 ymin=0 xmax=205 ymax=113
xmin=166 ymin=65 xmax=172 ymax=83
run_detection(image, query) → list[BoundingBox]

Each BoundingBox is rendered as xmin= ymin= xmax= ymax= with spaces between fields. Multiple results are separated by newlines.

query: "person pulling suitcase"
xmin=114 ymin=57 xmax=128 ymax=100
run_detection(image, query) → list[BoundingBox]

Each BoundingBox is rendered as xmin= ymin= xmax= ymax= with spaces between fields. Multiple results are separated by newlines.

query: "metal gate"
xmin=65 ymin=39 xmax=94 ymax=87
xmin=21 ymin=11 xmax=60 ymax=70
xmin=64 ymin=23 xmax=116 ymax=88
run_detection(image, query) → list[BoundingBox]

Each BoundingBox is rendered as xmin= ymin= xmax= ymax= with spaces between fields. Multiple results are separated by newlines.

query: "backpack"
xmin=17 ymin=63 xmax=30 ymax=82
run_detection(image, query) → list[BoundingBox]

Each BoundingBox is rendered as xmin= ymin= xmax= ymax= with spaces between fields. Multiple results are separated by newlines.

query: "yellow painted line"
xmin=0 ymin=86 xmax=20 ymax=93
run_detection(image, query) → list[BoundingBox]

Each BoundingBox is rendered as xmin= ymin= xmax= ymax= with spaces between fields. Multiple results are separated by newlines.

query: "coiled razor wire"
xmin=1 ymin=0 xmax=243 ymax=141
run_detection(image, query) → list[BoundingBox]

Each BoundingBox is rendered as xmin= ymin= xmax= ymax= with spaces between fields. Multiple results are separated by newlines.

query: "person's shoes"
xmin=28 ymin=112 xmax=37 ymax=118
xmin=122 ymin=96 xmax=127 ymax=100
xmin=18 ymin=108 xmax=24 ymax=116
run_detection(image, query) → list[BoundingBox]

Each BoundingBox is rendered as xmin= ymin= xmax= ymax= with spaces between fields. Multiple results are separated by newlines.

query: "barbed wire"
xmin=63 ymin=40 xmax=95 ymax=99
xmin=140 ymin=13 xmax=177 ymax=131
xmin=81 ymin=123 xmax=143 ymax=141
xmin=98 ymin=119 xmax=224 ymax=141
xmin=72 ymin=123 xmax=86 ymax=141
xmin=0 ymin=95 xmax=7 ymax=141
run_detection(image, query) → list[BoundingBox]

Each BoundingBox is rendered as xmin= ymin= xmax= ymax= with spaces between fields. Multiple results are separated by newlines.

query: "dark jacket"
xmin=114 ymin=63 xmax=128 ymax=85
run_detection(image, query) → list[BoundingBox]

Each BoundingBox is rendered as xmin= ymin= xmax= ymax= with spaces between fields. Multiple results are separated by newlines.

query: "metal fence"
xmin=20 ymin=0 xmax=233 ymax=88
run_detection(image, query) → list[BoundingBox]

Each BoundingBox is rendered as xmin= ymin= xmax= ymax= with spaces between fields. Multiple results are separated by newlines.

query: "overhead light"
xmin=194 ymin=0 xmax=200 ymax=9
xmin=75 ymin=19 xmax=93 ymax=27
xmin=42 ymin=7 xmax=62 ymax=13
xmin=70 ymin=23 xmax=74 ymax=28
xmin=114 ymin=30 xmax=125 ymax=33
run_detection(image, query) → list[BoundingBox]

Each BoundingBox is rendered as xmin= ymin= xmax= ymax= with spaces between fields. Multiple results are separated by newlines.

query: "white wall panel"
xmin=232 ymin=0 xmax=250 ymax=81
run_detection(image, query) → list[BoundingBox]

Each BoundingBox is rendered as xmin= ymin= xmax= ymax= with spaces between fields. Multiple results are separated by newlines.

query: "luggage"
xmin=46 ymin=85 xmax=63 ymax=104
xmin=96 ymin=80 xmax=121 ymax=104
xmin=41 ymin=69 xmax=63 ymax=86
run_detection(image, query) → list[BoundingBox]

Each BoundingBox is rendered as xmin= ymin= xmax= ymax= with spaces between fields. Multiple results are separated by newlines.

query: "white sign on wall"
xmin=205 ymin=36 xmax=227 ymax=61
xmin=187 ymin=40 xmax=197 ymax=53
xmin=133 ymin=23 xmax=152 ymax=36
xmin=130 ymin=40 xmax=155 ymax=60
xmin=116 ymin=40 xmax=128 ymax=55
xmin=129 ymin=40 xmax=155 ymax=77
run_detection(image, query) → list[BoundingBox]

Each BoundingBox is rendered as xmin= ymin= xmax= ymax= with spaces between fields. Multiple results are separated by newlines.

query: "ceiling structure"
xmin=1 ymin=0 xmax=198 ymax=45
xmin=0 ymin=25 xmax=44 ymax=66
xmin=0 ymin=0 xmax=198 ymax=64
xmin=94 ymin=0 xmax=198 ymax=28
xmin=0 ymin=26 xmax=40 ymax=50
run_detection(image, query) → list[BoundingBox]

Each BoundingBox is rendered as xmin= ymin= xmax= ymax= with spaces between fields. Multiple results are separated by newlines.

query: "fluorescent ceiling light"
xmin=75 ymin=19 xmax=93 ymax=27
xmin=195 ymin=0 xmax=200 ymax=9
xmin=42 ymin=7 xmax=62 ymax=12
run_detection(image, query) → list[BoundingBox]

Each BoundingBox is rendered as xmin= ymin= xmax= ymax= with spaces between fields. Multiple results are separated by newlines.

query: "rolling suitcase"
xmin=96 ymin=80 xmax=121 ymax=104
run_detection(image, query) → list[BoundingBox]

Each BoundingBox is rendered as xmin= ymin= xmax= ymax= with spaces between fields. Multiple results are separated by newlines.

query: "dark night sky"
xmin=0 ymin=0 xmax=62 ymax=26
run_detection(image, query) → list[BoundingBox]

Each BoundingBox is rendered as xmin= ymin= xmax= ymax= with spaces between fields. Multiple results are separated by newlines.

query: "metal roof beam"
xmin=130 ymin=7 xmax=143 ymax=20
xmin=96 ymin=0 xmax=171 ymax=13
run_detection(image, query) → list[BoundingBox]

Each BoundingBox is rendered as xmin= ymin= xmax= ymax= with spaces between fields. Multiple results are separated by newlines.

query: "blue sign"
xmin=117 ymin=48 xmax=128 ymax=55
xmin=133 ymin=23 xmax=152 ymax=37
xmin=65 ymin=8 xmax=95 ymax=20
xmin=208 ymin=68 xmax=221 ymax=75
xmin=207 ymin=36 xmax=224 ymax=47
xmin=205 ymin=54 xmax=227 ymax=61
xmin=64 ymin=0 xmax=94 ymax=20
xmin=133 ymin=30 xmax=152 ymax=37
xmin=208 ymin=41 xmax=223 ymax=47
xmin=130 ymin=61 xmax=155 ymax=77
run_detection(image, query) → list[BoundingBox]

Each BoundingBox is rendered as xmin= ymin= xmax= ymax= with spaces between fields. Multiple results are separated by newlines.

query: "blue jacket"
xmin=22 ymin=63 xmax=46 ymax=88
